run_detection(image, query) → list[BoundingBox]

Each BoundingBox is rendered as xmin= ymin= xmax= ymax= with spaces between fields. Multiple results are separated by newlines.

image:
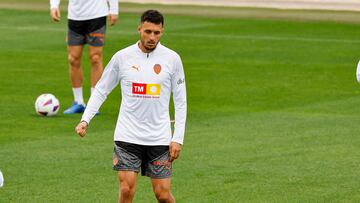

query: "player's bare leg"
xmin=68 ymin=45 xmax=84 ymax=88
xmin=118 ymin=171 xmax=137 ymax=203
xmin=151 ymin=178 xmax=175 ymax=203
xmin=63 ymin=45 xmax=86 ymax=114
xmin=88 ymin=45 xmax=103 ymax=88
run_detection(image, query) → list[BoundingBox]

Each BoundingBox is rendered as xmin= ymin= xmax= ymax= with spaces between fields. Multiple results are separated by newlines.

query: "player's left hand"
xmin=75 ymin=121 xmax=88 ymax=137
xmin=109 ymin=14 xmax=118 ymax=26
xmin=169 ymin=142 xmax=182 ymax=162
xmin=50 ymin=8 xmax=61 ymax=22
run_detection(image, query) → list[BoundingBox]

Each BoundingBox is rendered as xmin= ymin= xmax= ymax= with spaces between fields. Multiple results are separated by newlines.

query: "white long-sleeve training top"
xmin=50 ymin=0 xmax=119 ymax=21
xmin=81 ymin=42 xmax=187 ymax=146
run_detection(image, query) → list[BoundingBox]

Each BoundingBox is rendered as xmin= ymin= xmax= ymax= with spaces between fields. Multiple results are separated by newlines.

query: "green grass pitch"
xmin=1 ymin=1 xmax=360 ymax=202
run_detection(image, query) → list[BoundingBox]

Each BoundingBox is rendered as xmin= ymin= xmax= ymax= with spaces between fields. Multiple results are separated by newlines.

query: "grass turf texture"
xmin=1 ymin=2 xmax=360 ymax=202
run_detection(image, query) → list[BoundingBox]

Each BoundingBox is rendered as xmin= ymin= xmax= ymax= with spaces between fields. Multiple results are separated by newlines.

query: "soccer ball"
xmin=35 ymin=94 xmax=60 ymax=116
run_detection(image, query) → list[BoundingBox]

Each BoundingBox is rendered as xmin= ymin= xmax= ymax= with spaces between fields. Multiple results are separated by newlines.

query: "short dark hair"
xmin=140 ymin=10 xmax=164 ymax=26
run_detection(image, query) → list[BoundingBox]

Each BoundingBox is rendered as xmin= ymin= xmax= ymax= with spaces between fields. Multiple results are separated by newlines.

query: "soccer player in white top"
xmin=75 ymin=10 xmax=187 ymax=203
xmin=49 ymin=0 xmax=119 ymax=114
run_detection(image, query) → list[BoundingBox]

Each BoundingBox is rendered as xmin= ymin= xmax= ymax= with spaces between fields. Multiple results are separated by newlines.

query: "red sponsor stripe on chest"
xmin=132 ymin=83 xmax=147 ymax=94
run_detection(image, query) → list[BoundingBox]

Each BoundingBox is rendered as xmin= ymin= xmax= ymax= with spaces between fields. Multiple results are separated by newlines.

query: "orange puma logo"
xmin=131 ymin=66 xmax=140 ymax=71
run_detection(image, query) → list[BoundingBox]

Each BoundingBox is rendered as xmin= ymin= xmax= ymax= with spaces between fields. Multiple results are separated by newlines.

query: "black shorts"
xmin=67 ymin=16 xmax=106 ymax=46
xmin=113 ymin=141 xmax=172 ymax=178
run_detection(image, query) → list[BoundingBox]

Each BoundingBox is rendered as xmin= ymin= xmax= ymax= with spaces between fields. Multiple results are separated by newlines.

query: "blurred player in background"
xmin=49 ymin=0 xmax=119 ymax=114
xmin=75 ymin=10 xmax=187 ymax=203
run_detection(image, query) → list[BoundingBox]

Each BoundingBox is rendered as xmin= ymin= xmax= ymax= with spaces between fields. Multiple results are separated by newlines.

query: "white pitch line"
xmin=167 ymin=32 xmax=360 ymax=44
xmin=1 ymin=25 xmax=360 ymax=44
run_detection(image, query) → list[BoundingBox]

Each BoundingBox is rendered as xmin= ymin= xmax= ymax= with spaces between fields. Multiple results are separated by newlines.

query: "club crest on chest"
xmin=153 ymin=64 xmax=161 ymax=74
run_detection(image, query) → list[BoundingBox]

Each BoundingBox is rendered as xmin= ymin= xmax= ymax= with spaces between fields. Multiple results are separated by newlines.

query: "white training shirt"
xmin=50 ymin=0 xmax=119 ymax=21
xmin=81 ymin=42 xmax=187 ymax=146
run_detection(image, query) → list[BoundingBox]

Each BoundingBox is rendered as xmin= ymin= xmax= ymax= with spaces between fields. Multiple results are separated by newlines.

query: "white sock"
xmin=72 ymin=87 xmax=84 ymax=105
xmin=91 ymin=87 xmax=95 ymax=95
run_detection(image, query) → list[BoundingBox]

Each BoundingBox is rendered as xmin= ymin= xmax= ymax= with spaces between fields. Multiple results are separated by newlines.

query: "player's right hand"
xmin=109 ymin=14 xmax=118 ymax=26
xmin=50 ymin=8 xmax=61 ymax=22
xmin=169 ymin=142 xmax=182 ymax=162
xmin=75 ymin=121 xmax=88 ymax=137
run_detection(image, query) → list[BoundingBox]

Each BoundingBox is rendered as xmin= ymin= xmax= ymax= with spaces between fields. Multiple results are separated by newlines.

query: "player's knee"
xmin=89 ymin=53 xmax=102 ymax=67
xmin=155 ymin=192 xmax=171 ymax=203
xmin=120 ymin=186 xmax=132 ymax=198
xmin=120 ymin=185 xmax=135 ymax=199
xmin=154 ymin=188 xmax=171 ymax=203
xmin=68 ymin=54 xmax=81 ymax=67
